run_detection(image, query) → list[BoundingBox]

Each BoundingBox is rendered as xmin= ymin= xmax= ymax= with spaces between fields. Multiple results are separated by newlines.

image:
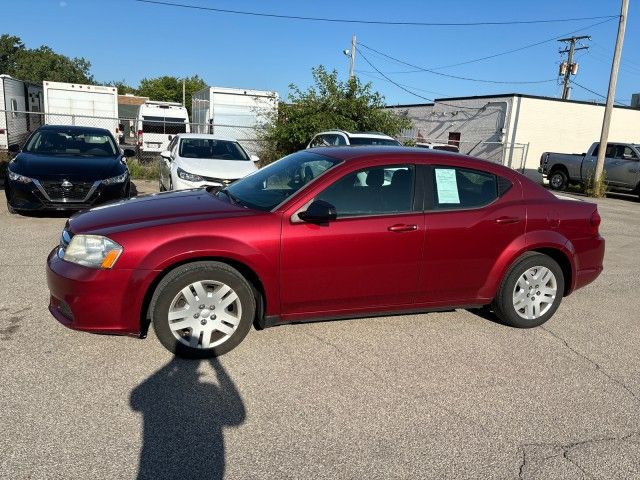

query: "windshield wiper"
xmin=217 ymin=187 xmax=245 ymax=207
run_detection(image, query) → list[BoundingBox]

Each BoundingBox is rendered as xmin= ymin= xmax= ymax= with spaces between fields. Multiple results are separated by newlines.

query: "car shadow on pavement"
xmin=130 ymin=357 xmax=246 ymax=480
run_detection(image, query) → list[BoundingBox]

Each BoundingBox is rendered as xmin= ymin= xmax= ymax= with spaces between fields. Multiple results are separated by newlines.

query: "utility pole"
xmin=594 ymin=0 xmax=629 ymax=195
xmin=349 ymin=34 xmax=356 ymax=79
xmin=182 ymin=78 xmax=186 ymax=107
xmin=558 ymin=35 xmax=590 ymax=100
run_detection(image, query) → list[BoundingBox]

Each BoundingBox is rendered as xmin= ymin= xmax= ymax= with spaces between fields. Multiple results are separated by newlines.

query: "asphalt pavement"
xmin=1 ymin=182 xmax=639 ymax=479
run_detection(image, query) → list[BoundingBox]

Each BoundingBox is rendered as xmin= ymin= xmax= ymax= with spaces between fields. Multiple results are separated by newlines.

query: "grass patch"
xmin=127 ymin=158 xmax=160 ymax=180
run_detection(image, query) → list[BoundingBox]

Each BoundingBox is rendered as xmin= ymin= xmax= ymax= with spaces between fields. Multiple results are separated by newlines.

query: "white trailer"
xmin=0 ymin=74 xmax=43 ymax=149
xmin=43 ymin=81 xmax=119 ymax=137
xmin=191 ymin=86 xmax=278 ymax=155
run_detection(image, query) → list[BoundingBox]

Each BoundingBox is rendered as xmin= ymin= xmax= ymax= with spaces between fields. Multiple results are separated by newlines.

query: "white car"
xmin=159 ymin=133 xmax=259 ymax=191
xmin=415 ymin=142 xmax=459 ymax=153
xmin=306 ymin=130 xmax=401 ymax=148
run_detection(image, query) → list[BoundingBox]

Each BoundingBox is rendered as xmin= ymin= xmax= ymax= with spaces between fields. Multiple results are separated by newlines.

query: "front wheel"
xmin=150 ymin=261 xmax=255 ymax=358
xmin=492 ymin=252 xmax=564 ymax=328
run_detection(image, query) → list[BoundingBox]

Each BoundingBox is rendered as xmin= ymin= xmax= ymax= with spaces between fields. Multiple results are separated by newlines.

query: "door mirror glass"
xmin=299 ymin=200 xmax=337 ymax=224
xmin=160 ymin=150 xmax=172 ymax=160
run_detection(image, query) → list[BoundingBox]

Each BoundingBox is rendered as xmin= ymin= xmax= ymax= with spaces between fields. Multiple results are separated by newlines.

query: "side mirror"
xmin=250 ymin=154 xmax=260 ymax=163
xmin=8 ymin=143 xmax=20 ymax=153
xmin=122 ymin=148 xmax=136 ymax=158
xmin=168 ymin=135 xmax=173 ymax=141
xmin=160 ymin=150 xmax=172 ymax=160
xmin=298 ymin=200 xmax=337 ymax=224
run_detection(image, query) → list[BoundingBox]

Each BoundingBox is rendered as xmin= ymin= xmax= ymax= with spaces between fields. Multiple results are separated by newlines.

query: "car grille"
xmin=201 ymin=176 xmax=238 ymax=185
xmin=39 ymin=180 xmax=95 ymax=202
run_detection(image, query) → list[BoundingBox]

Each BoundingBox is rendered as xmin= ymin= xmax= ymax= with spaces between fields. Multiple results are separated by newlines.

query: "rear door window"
xmin=142 ymin=116 xmax=187 ymax=134
xmin=432 ymin=166 xmax=502 ymax=210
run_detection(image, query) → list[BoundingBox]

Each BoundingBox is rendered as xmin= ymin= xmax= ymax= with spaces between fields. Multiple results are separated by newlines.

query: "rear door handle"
xmin=388 ymin=224 xmax=418 ymax=232
xmin=495 ymin=216 xmax=521 ymax=225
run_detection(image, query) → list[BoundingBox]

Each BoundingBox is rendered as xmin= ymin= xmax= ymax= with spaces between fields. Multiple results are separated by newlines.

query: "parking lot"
xmin=0 ymin=182 xmax=639 ymax=479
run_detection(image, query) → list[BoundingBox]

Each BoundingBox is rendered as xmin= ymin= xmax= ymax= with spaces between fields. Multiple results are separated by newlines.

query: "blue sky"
xmin=4 ymin=0 xmax=639 ymax=105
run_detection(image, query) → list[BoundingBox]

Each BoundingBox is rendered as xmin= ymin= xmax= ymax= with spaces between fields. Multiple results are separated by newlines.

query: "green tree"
xmin=259 ymin=66 xmax=411 ymax=163
xmin=0 ymin=33 xmax=93 ymax=84
xmin=106 ymin=80 xmax=137 ymax=95
xmin=136 ymin=75 xmax=207 ymax=116
xmin=0 ymin=34 xmax=24 ymax=74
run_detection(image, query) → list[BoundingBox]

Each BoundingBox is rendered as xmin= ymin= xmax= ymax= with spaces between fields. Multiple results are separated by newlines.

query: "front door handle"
xmin=495 ymin=216 xmax=521 ymax=225
xmin=388 ymin=224 xmax=418 ymax=232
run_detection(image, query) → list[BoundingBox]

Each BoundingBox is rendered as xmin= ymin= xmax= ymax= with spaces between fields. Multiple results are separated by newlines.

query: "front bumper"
xmin=46 ymin=247 xmax=154 ymax=335
xmin=6 ymin=177 xmax=129 ymax=211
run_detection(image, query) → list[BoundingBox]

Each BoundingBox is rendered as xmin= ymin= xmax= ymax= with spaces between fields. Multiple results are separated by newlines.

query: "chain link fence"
xmin=397 ymin=135 xmax=530 ymax=172
xmin=1 ymin=109 xmax=531 ymax=179
xmin=0 ymin=109 xmax=267 ymax=158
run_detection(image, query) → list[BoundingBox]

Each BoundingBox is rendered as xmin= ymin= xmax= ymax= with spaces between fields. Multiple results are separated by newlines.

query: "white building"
xmin=387 ymin=94 xmax=640 ymax=179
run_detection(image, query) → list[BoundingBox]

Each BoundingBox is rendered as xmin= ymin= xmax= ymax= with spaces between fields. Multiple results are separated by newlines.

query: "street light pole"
xmin=593 ymin=0 xmax=628 ymax=196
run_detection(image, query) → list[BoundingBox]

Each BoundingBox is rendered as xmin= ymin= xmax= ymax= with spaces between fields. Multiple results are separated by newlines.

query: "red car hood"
xmin=69 ymin=189 xmax=260 ymax=234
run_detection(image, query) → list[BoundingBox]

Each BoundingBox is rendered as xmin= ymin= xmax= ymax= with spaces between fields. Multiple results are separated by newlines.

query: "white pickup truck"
xmin=539 ymin=142 xmax=640 ymax=197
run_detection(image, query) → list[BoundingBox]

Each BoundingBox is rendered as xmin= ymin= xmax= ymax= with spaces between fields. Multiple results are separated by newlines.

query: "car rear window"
xmin=349 ymin=137 xmax=400 ymax=146
xmin=142 ymin=116 xmax=187 ymax=134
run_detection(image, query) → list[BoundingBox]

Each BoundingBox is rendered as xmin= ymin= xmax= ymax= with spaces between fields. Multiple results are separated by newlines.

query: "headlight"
xmin=177 ymin=167 xmax=203 ymax=183
xmin=61 ymin=234 xmax=123 ymax=269
xmin=7 ymin=168 xmax=31 ymax=184
xmin=103 ymin=172 xmax=128 ymax=185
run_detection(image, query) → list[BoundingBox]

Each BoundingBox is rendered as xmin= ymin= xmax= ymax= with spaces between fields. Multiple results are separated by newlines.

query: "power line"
xmin=570 ymin=80 xmax=627 ymax=105
xmin=359 ymin=43 xmax=557 ymax=84
xmin=135 ymin=1 xmax=617 ymax=27
xmin=358 ymin=50 xmax=484 ymax=110
xmin=430 ymin=18 xmax=615 ymax=70
xmin=355 ymin=70 xmax=450 ymax=97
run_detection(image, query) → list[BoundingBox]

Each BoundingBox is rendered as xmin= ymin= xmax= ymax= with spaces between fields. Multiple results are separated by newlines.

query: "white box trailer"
xmin=0 ymin=74 xmax=43 ymax=149
xmin=191 ymin=86 xmax=278 ymax=155
xmin=43 ymin=81 xmax=119 ymax=137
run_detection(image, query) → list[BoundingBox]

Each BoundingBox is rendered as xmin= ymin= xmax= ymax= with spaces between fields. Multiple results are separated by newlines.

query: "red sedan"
xmin=46 ymin=147 xmax=604 ymax=358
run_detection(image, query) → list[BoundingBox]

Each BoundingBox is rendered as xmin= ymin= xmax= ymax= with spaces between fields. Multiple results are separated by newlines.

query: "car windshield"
xmin=220 ymin=151 xmax=341 ymax=211
xmin=349 ymin=137 xmax=401 ymax=146
xmin=23 ymin=129 xmax=117 ymax=156
xmin=179 ymin=138 xmax=249 ymax=161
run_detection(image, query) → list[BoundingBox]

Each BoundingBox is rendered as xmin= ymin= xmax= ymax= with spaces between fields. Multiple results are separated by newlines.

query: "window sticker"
xmin=435 ymin=168 xmax=460 ymax=204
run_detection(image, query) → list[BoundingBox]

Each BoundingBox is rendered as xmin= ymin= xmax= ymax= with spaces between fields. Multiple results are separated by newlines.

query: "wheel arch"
xmin=479 ymin=233 xmax=576 ymax=301
xmin=139 ymin=256 xmax=268 ymax=337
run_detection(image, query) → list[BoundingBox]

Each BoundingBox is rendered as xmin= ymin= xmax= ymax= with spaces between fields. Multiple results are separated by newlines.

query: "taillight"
xmin=137 ymin=129 xmax=143 ymax=147
xmin=589 ymin=209 xmax=601 ymax=235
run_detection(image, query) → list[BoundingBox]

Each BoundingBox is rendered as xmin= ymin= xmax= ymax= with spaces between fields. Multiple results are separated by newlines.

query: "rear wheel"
xmin=548 ymin=169 xmax=568 ymax=191
xmin=150 ymin=261 xmax=255 ymax=358
xmin=492 ymin=252 xmax=564 ymax=328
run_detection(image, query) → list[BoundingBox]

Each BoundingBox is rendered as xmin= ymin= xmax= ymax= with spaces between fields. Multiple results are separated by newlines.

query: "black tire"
xmin=492 ymin=252 xmax=564 ymax=328
xmin=150 ymin=261 xmax=255 ymax=358
xmin=548 ymin=169 xmax=568 ymax=191
xmin=158 ymin=177 xmax=165 ymax=192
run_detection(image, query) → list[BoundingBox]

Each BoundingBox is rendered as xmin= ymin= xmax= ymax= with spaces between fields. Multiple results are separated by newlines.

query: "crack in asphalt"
xmin=303 ymin=330 xmax=492 ymax=437
xmin=518 ymin=432 xmax=640 ymax=479
xmin=540 ymin=326 xmax=639 ymax=404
